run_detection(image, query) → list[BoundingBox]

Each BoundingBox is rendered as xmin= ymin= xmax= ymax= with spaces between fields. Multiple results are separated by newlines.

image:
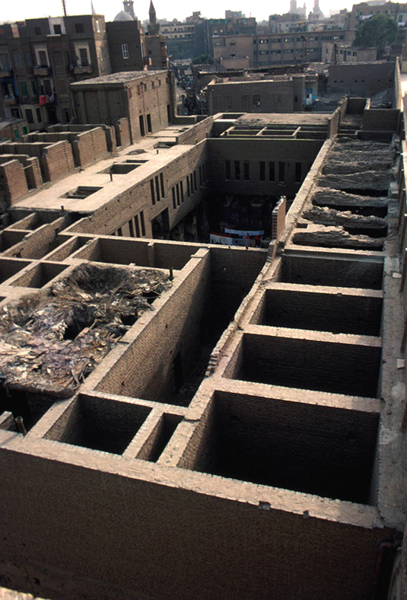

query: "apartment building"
xmin=349 ymin=1 xmax=407 ymax=29
xmin=213 ymin=28 xmax=355 ymax=69
xmin=0 ymin=15 xmax=111 ymax=129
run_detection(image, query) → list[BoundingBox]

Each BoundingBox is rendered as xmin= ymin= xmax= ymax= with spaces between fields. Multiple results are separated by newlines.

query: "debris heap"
xmin=0 ymin=263 xmax=172 ymax=398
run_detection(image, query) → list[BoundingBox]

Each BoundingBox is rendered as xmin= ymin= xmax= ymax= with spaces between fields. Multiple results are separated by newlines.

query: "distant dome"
xmin=114 ymin=10 xmax=134 ymax=21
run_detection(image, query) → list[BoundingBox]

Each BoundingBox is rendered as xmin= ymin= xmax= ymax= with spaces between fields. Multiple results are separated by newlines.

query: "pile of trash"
xmin=0 ymin=263 xmax=172 ymax=398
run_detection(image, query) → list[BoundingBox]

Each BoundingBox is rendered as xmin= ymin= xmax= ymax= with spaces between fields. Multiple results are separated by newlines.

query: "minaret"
xmin=123 ymin=0 xmax=136 ymax=19
xmin=148 ymin=1 xmax=160 ymax=34
xmin=313 ymin=0 xmax=323 ymax=17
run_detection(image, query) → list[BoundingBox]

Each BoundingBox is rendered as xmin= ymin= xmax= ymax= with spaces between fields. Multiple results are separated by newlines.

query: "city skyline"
xmin=2 ymin=0 xmax=356 ymax=26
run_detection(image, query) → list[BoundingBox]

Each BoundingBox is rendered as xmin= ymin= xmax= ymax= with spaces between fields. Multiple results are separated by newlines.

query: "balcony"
xmin=3 ymin=96 xmax=18 ymax=106
xmin=73 ymin=64 xmax=92 ymax=75
xmin=0 ymin=68 xmax=12 ymax=78
xmin=33 ymin=65 xmax=51 ymax=76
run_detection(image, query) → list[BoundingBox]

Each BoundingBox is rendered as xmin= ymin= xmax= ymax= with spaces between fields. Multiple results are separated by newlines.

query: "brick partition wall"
xmin=115 ymin=117 xmax=131 ymax=148
xmin=95 ymin=249 xmax=211 ymax=400
xmin=73 ymin=128 xmax=109 ymax=168
xmin=48 ymin=124 xmax=118 ymax=154
xmin=24 ymin=157 xmax=43 ymax=190
xmin=0 ymin=160 xmax=29 ymax=204
xmin=271 ymin=196 xmax=286 ymax=240
xmin=41 ymin=141 xmax=75 ymax=183
xmin=0 ymin=443 xmax=399 ymax=600
xmin=176 ymin=116 xmax=213 ymax=145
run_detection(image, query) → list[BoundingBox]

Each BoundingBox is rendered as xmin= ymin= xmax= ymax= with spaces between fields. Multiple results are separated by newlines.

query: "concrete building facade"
xmin=213 ymin=29 xmax=355 ymax=69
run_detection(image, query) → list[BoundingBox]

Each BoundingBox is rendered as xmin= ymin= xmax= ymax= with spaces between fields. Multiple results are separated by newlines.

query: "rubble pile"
xmin=0 ymin=263 xmax=172 ymax=398
xmin=293 ymin=138 xmax=394 ymax=250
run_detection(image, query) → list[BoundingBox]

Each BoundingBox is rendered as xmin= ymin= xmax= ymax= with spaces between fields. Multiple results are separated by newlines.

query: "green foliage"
xmin=192 ymin=54 xmax=214 ymax=65
xmin=353 ymin=14 xmax=397 ymax=56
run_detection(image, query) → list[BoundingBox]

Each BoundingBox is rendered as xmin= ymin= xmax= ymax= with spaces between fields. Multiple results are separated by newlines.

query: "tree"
xmin=192 ymin=54 xmax=214 ymax=65
xmin=353 ymin=14 xmax=397 ymax=57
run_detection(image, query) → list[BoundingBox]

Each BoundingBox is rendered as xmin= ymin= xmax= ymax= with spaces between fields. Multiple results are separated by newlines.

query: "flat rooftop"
xmin=235 ymin=113 xmax=331 ymax=127
xmin=70 ymin=71 xmax=167 ymax=87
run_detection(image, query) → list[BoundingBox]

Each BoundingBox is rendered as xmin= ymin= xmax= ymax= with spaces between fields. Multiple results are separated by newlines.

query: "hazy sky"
xmin=2 ymin=0 xmax=356 ymax=25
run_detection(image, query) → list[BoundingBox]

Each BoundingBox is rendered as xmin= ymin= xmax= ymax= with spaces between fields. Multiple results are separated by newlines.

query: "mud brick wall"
xmin=49 ymin=124 xmax=118 ymax=153
xmin=362 ymin=109 xmax=400 ymax=132
xmin=24 ymin=157 xmax=43 ymax=190
xmin=3 ymin=217 xmax=68 ymax=259
xmin=41 ymin=141 xmax=75 ymax=183
xmin=127 ymin=72 xmax=173 ymax=140
xmin=73 ymin=128 xmax=109 ymax=168
xmin=347 ymin=97 xmax=368 ymax=114
xmin=0 ymin=142 xmax=44 ymax=159
xmin=327 ymin=62 xmax=395 ymax=97
xmin=96 ymin=250 xmax=211 ymax=400
xmin=115 ymin=118 xmax=131 ymax=148
xmin=327 ymin=106 xmax=341 ymax=138
xmin=207 ymin=138 xmax=323 ymax=198
xmin=176 ymin=116 xmax=213 ymax=145
xmin=0 ymin=160 xmax=29 ymax=205
xmin=271 ymin=196 xmax=286 ymax=240
xmin=70 ymin=143 xmax=208 ymax=238
xmin=0 ymin=446 xmax=400 ymax=600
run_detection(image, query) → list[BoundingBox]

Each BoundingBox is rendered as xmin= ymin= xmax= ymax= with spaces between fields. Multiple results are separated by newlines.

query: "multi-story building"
xmin=160 ymin=20 xmax=196 ymax=60
xmin=349 ymin=1 xmax=407 ymax=30
xmin=213 ymin=29 xmax=355 ymax=69
xmin=70 ymin=70 xmax=175 ymax=142
xmin=160 ymin=13 xmax=257 ymax=61
xmin=205 ymin=74 xmax=307 ymax=113
xmin=322 ymin=40 xmax=377 ymax=63
xmin=0 ymin=5 xmax=169 ymax=129
xmin=0 ymin=15 xmax=111 ymax=129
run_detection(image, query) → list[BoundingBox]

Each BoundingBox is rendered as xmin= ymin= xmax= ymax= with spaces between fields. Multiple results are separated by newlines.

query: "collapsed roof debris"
xmin=302 ymin=206 xmax=387 ymax=229
xmin=293 ymin=224 xmax=385 ymax=249
xmin=311 ymin=187 xmax=389 ymax=208
xmin=0 ymin=263 xmax=172 ymax=398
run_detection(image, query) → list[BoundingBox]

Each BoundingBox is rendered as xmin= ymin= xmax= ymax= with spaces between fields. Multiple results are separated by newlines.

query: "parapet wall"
xmin=176 ymin=116 xmax=213 ymax=145
xmin=23 ymin=129 xmax=109 ymax=169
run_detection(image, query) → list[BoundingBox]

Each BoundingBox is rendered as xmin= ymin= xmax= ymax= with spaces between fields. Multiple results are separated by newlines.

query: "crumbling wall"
xmin=271 ymin=196 xmax=286 ymax=240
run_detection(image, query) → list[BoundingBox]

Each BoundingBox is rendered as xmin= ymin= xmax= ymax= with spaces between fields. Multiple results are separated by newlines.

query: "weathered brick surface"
xmin=73 ymin=128 xmax=108 ymax=168
xmin=70 ymin=143 xmax=208 ymax=237
xmin=0 ymin=160 xmax=28 ymax=204
xmin=0 ymin=447 xmax=399 ymax=600
xmin=41 ymin=141 xmax=75 ymax=183
xmin=115 ymin=118 xmax=131 ymax=148
xmin=271 ymin=196 xmax=286 ymax=240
